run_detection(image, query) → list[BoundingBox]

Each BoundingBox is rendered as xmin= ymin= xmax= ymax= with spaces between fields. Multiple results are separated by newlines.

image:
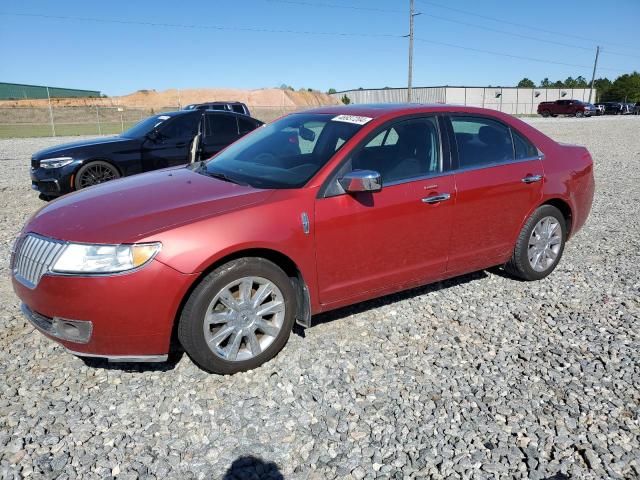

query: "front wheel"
xmin=74 ymin=161 xmax=120 ymax=190
xmin=541 ymin=110 xmax=550 ymax=118
xmin=178 ymin=258 xmax=297 ymax=374
xmin=505 ymin=205 xmax=566 ymax=281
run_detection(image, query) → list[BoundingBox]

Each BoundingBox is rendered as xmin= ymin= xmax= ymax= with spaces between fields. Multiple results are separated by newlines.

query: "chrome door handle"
xmin=522 ymin=174 xmax=543 ymax=184
xmin=422 ymin=193 xmax=451 ymax=204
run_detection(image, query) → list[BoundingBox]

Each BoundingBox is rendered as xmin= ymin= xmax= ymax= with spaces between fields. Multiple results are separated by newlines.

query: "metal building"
xmin=0 ymin=82 xmax=101 ymax=100
xmin=330 ymin=86 xmax=597 ymax=115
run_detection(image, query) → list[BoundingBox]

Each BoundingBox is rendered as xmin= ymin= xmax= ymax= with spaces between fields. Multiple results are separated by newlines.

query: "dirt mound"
xmin=0 ymin=88 xmax=338 ymax=108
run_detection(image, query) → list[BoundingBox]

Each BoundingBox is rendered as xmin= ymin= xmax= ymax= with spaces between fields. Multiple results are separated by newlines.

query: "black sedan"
xmin=30 ymin=110 xmax=263 ymax=198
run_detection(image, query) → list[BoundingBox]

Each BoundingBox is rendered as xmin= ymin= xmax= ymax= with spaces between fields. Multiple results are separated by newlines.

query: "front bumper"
xmin=13 ymin=259 xmax=196 ymax=360
xmin=30 ymin=162 xmax=80 ymax=197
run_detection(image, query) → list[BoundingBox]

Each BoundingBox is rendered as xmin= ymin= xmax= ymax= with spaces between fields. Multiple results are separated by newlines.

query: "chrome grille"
xmin=12 ymin=234 xmax=66 ymax=288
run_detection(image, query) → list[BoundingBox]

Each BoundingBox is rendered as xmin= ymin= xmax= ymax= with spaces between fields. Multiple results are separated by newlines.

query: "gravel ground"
xmin=0 ymin=116 xmax=639 ymax=479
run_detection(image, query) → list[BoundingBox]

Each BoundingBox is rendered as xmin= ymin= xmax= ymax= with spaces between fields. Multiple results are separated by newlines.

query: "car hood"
xmin=25 ymin=167 xmax=274 ymax=244
xmin=32 ymin=136 xmax=137 ymax=160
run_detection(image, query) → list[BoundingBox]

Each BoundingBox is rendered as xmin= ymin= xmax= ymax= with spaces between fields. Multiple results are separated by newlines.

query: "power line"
xmin=0 ymin=12 xmax=400 ymax=39
xmin=413 ymin=37 xmax=630 ymax=74
xmin=265 ymin=0 xmax=401 ymax=13
xmin=415 ymin=0 xmax=639 ymax=52
xmin=1 ymin=11 xmax=631 ymax=75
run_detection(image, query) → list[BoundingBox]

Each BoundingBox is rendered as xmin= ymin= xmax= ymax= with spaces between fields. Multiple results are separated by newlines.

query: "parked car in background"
xmin=601 ymin=102 xmax=624 ymax=115
xmin=537 ymin=100 xmax=595 ymax=117
xmin=593 ymin=104 xmax=606 ymax=115
xmin=634 ymin=102 xmax=640 ymax=115
xmin=30 ymin=110 xmax=263 ymax=198
xmin=12 ymin=104 xmax=595 ymax=374
xmin=623 ymin=103 xmax=635 ymax=115
xmin=183 ymin=101 xmax=251 ymax=116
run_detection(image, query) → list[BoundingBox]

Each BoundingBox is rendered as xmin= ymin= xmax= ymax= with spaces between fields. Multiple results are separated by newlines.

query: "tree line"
xmin=516 ymin=71 xmax=640 ymax=102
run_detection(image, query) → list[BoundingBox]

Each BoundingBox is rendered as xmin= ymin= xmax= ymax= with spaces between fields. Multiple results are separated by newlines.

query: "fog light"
xmin=51 ymin=318 xmax=93 ymax=344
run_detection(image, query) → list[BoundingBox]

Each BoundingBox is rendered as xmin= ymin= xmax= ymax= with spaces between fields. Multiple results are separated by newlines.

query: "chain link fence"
xmin=0 ymin=105 xmax=317 ymax=139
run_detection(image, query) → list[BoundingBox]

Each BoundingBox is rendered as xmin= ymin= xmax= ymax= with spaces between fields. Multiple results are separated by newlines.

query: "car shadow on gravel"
xmin=310 ymin=270 xmax=489 ymax=328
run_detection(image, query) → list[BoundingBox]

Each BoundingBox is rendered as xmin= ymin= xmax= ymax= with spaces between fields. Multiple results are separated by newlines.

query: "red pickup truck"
xmin=537 ymin=100 xmax=596 ymax=118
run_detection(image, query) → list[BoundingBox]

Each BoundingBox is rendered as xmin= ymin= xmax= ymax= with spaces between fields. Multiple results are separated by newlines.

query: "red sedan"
xmin=11 ymin=104 xmax=595 ymax=374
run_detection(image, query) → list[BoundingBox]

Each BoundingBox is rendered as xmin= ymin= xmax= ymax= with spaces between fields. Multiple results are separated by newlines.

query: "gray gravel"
xmin=1 ymin=116 xmax=639 ymax=479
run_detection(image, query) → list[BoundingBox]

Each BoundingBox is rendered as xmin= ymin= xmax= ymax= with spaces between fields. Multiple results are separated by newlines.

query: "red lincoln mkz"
xmin=11 ymin=104 xmax=595 ymax=374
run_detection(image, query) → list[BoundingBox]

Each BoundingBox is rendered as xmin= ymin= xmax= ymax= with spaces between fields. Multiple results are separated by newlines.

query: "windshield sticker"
xmin=331 ymin=115 xmax=373 ymax=125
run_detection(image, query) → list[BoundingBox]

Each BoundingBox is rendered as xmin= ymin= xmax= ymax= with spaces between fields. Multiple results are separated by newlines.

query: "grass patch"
xmin=0 ymin=122 xmax=137 ymax=139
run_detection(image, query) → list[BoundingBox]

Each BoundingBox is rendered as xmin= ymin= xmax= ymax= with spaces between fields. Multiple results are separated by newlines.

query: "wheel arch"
xmin=172 ymin=248 xmax=312 ymax=345
xmin=75 ymin=158 xmax=123 ymax=177
xmin=540 ymin=198 xmax=573 ymax=238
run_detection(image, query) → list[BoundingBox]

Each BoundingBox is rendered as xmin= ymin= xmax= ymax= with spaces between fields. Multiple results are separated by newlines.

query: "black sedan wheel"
xmin=74 ymin=161 xmax=120 ymax=190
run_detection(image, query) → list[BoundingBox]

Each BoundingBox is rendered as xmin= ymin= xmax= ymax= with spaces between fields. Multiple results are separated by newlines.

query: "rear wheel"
xmin=575 ymin=111 xmax=584 ymax=118
xmin=74 ymin=161 xmax=120 ymax=190
xmin=505 ymin=205 xmax=566 ymax=281
xmin=178 ymin=258 xmax=297 ymax=374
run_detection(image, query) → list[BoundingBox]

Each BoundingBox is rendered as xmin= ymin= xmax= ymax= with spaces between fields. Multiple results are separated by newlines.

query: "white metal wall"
xmin=331 ymin=87 xmax=596 ymax=115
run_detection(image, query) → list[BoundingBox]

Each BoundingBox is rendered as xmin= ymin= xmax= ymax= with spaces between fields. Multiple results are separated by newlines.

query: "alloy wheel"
xmin=203 ymin=276 xmax=285 ymax=362
xmin=78 ymin=163 xmax=118 ymax=188
xmin=527 ymin=216 xmax=562 ymax=272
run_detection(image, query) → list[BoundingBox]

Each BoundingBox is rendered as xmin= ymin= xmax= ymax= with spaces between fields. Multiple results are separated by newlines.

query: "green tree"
xmin=552 ymin=80 xmax=565 ymax=88
xmin=607 ymin=72 xmax=640 ymax=102
xmin=539 ymin=78 xmax=551 ymax=88
xmin=517 ymin=78 xmax=535 ymax=88
xmin=341 ymin=94 xmax=351 ymax=105
xmin=575 ymin=76 xmax=588 ymax=87
xmin=593 ymin=77 xmax=612 ymax=101
xmin=564 ymin=77 xmax=577 ymax=88
xmin=327 ymin=88 xmax=337 ymax=94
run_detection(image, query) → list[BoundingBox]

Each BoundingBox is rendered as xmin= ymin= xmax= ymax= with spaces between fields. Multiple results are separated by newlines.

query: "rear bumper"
xmin=12 ymin=259 xmax=196 ymax=359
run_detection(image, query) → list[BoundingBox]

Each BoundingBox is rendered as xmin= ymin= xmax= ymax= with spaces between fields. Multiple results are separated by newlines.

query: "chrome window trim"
xmin=383 ymin=170 xmax=454 ymax=188
xmin=453 ymin=154 xmax=545 ymax=175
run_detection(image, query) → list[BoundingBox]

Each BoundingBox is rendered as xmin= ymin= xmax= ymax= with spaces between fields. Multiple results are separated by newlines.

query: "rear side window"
xmin=238 ymin=117 xmax=257 ymax=135
xmin=206 ymin=114 xmax=238 ymax=141
xmin=231 ymin=104 xmax=246 ymax=114
xmin=512 ymin=130 xmax=538 ymax=159
xmin=451 ymin=116 xmax=513 ymax=169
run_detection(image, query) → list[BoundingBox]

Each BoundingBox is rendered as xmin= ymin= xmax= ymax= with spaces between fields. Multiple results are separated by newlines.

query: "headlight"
xmin=52 ymin=242 xmax=161 ymax=274
xmin=40 ymin=157 xmax=74 ymax=169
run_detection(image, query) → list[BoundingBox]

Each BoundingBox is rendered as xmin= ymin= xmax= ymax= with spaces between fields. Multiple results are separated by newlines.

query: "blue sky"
xmin=1 ymin=0 xmax=638 ymax=96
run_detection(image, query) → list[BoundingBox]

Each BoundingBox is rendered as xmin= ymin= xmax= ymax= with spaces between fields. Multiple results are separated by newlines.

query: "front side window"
xmin=194 ymin=113 xmax=365 ymax=188
xmin=159 ymin=114 xmax=199 ymax=139
xmin=451 ymin=116 xmax=513 ymax=169
xmin=349 ymin=117 xmax=441 ymax=185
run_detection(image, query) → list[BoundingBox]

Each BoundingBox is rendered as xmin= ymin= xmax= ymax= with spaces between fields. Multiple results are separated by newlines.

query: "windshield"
xmin=121 ymin=114 xmax=174 ymax=138
xmin=193 ymin=113 xmax=367 ymax=188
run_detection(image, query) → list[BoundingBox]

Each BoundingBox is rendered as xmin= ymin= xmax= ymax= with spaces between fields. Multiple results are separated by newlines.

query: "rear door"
xmin=201 ymin=113 xmax=241 ymax=158
xmin=446 ymin=115 xmax=543 ymax=273
xmin=314 ymin=115 xmax=455 ymax=305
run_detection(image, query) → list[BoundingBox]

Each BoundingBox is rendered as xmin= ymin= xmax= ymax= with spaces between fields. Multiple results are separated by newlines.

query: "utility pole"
xmin=46 ymin=87 xmax=56 ymax=137
xmin=407 ymin=0 xmax=418 ymax=103
xmin=588 ymin=46 xmax=600 ymax=103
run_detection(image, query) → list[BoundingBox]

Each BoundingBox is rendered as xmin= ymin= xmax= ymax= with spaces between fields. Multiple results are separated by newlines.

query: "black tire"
xmin=541 ymin=110 xmax=551 ymax=118
xmin=504 ymin=205 xmax=567 ymax=281
xmin=178 ymin=258 xmax=297 ymax=374
xmin=575 ymin=111 xmax=584 ymax=118
xmin=74 ymin=160 xmax=120 ymax=190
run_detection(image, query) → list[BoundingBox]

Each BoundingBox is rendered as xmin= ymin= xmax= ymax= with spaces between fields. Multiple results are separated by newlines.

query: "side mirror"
xmin=339 ymin=170 xmax=382 ymax=193
xmin=146 ymin=129 xmax=160 ymax=142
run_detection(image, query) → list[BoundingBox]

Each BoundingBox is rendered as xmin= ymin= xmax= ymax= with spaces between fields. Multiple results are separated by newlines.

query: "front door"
xmin=142 ymin=112 xmax=201 ymax=171
xmin=314 ymin=116 xmax=454 ymax=305
xmin=201 ymin=113 xmax=241 ymax=158
xmin=446 ymin=115 xmax=544 ymax=273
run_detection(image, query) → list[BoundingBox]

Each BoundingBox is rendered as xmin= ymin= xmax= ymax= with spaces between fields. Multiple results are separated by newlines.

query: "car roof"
xmin=300 ymin=103 xmax=514 ymax=119
xmin=162 ymin=109 xmax=258 ymax=120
